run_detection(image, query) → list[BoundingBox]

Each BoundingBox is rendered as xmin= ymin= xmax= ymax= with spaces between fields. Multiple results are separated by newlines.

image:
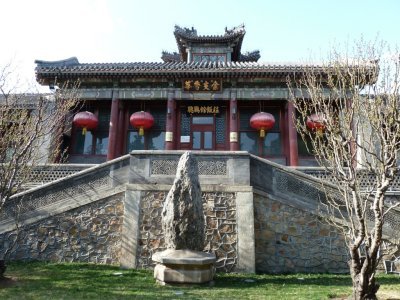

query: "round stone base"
xmin=152 ymin=249 xmax=216 ymax=284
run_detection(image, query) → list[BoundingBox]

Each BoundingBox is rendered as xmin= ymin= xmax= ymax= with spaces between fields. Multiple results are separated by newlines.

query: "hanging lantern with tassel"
xmin=250 ymin=112 xmax=275 ymax=138
xmin=306 ymin=113 xmax=326 ymax=136
xmin=130 ymin=111 xmax=154 ymax=136
xmin=73 ymin=111 xmax=98 ymax=135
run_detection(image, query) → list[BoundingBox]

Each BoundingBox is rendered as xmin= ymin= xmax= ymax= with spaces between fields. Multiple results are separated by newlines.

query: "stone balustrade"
xmin=0 ymin=151 xmax=398 ymax=274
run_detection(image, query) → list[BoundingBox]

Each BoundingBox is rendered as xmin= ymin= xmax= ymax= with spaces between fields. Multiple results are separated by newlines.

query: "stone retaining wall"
xmin=254 ymin=192 xmax=348 ymax=273
xmin=136 ymin=191 xmax=237 ymax=272
xmin=0 ymin=193 xmax=124 ymax=263
xmin=2 ymin=151 xmax=397 ymax=275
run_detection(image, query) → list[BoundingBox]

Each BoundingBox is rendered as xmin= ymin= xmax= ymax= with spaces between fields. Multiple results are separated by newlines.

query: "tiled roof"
xmin=173 ymin=25 xmax=246 ymax=62
xmin=174 ymin=24 xmax=245 ymax=43
xmin=35 ymin=57 xmax=322 ymax=81
xmin=35 ymin=57 xmax=377 ymax=84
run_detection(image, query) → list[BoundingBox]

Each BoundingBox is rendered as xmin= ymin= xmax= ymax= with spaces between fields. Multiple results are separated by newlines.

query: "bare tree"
xmin=288 ymin=40 xmax=400 ymax=299
xmin=0 ymin=61 xmax=79 ymax=216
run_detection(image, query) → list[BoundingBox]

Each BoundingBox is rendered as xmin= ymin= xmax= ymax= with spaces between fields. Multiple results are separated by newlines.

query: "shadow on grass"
xmin=215 ymin=272 xmax=400 ymax=287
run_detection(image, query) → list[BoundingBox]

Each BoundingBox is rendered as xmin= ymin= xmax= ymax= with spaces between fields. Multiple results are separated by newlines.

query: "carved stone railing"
xmin=296 ymin=167 xmax=400 ymax=192
xmin=250 ymin=156 xmax=331 ymax=211
xmin=129 ymin=150 xmax=250 ymax=186
xmin=0 ymin=155 xmax=130 ymax=233
xmin=21 ymin=164 xmax=95 ymax=190
xmin=250 ymin=156 xmax=400 ymax=241
xmin=0 ymin=164 xmax=94 ymax=192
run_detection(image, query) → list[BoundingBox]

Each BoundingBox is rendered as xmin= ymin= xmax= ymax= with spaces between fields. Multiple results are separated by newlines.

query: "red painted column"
xmin=165 ymin=90 xmax=176 ymax=150
xmin=116 ymin=101 xmax=125 ymax=157
xmin=229 ymin=91 xmax=239 ymax=151
xmin=287 ymin=102 xmax=298 ymax=166
xmin=107 ymin=91 xmax=119 ymax=160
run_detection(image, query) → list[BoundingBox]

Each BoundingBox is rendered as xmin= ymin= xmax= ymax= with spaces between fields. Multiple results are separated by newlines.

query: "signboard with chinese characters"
xmin=183 ymin=79 xmax=222 ymax=92
xmin=187 ymin=105 xmax=219 ymax=114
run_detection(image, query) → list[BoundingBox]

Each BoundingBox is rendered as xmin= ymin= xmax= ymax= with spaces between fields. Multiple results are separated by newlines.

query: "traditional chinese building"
xmin=35 ymin=25 xmax=316 ymax=166
xmin=2 ymin=26 xmax=398 ymax=274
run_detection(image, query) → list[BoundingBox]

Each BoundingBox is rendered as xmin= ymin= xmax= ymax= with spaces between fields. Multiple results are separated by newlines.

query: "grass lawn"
xmin=0 ymin=261 xmax=399 ymax=299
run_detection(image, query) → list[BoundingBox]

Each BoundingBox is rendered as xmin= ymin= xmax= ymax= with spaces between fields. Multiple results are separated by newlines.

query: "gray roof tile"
xmin=35 ymin=57 xmax=376 ymax=82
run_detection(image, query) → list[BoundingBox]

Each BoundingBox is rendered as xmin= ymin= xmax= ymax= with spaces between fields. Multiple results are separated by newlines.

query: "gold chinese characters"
xmin=187 ymin=106 xmax=220 ymax=114
xmin=183 ymin=79 xmax=221 ymax=92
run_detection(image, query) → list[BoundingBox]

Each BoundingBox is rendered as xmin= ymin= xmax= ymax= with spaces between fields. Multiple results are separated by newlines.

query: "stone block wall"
xmin=136 ymin=190 xmax=237 ymax=272
xmin=254 ymin=192 xmax=348 ymax=273
xmin=0 ymin=193 xmax=124 ymax=263
xmin=4 ymin=151 xmax=393 ymax=275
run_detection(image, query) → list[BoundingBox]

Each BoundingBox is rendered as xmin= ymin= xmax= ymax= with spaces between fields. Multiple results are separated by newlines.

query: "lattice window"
xmin=151 ymin=158 xmax=227 ymax=176
xmin=151 ymin=160 xmax=177 ymax=175
xmin=27 ymin=166 xmax=89 ymax=184
xmin=180 ymin=109 xmax=191 ymax=136
xmin=302 ymin=169 xmax=400 ymax=192
xmin=198 ymin=160 xmax=227 ymax=175
xmin=216 ymin=110 xmax=226 ymax=144
xmin=359 ymin=173 xmax=377 ymax=190
xmin=0 ymin=170 xmax=111 ymax=220
xmin=276 ymin=169 xmax=326 ymax=203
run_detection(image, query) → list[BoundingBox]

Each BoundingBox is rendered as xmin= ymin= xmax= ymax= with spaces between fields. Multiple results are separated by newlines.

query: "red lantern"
xmin=250 ymin=112 xmax=275 ymax=138
xmin=306 ymin=113 xmax=326 ymax=135
xmin=130 ymin=111 xmax=154 ymax=136
xmin=73 ymin=111 xmax=98 ymax=135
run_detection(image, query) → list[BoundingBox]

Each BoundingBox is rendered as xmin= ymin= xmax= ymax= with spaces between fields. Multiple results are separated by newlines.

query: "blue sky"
xmin=1 ymin=0 xmax=399 ymax=85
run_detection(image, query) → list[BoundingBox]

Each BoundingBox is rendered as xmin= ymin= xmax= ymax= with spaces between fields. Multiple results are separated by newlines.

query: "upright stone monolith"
xmin=152 ymin=151 xmax=216 ymax=285
xmin=162 ymin=151 xmax=205 ymax=250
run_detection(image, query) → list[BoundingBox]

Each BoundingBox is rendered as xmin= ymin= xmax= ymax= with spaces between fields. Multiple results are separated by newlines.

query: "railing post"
xmin=229 ymin=90 xmax=239 ymax=151
xmin=165 ymin=90 xmax=176 ymax=150
xmin=287 ymin=102 xmax=298 ymax=166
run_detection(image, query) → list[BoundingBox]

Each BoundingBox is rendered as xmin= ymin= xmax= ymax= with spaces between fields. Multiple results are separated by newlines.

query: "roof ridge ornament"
xmin=174 ymin=25 xmax=197 ymax=37
xmin=225 ymin=24 xmax=245 ymax=35
xmin=161 ymin=51 xmax=181 ymax=63
xmin=34 ymin=57 xmax=79 ymax=67
xmin=239 ymin=50 xmax=261 ymax=62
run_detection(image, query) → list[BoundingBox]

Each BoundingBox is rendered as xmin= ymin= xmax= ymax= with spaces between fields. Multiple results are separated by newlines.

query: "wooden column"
xmin=116 ymin=101 xmax=125 ymax=157
xmin=165 ymin=91 xmax=176 ymax=150
xmin=229 ymin=91 xmax=239 ymax=151
xmin=287 ymin=102 xmax=298 ymax=166
xmin=107 ymin=91 xmax=119 ymax=160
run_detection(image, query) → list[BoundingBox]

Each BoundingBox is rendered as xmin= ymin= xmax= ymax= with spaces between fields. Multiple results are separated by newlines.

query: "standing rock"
xmin=162 ymin=151 xmax=205 ymax=250
xmin=154 ymin=152 xmax=215 ymax=285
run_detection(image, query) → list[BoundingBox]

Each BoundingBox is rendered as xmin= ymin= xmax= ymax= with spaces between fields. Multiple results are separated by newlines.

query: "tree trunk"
xmin=0 ymin=260 xmax=6 ymax=278
xmin=350 ymin=258 xmax=380 ymax=300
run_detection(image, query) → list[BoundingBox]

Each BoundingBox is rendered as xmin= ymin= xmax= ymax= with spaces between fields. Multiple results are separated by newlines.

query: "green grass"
xmin=0 ymin=261 xmax=399 ymax=299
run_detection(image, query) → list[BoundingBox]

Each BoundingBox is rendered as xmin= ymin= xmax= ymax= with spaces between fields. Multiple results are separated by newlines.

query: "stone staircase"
xmin=0 ymin=151 xmax=398 ymax=273
xmin=2 ymin=153 xmax=399 ymax=242
xmin=0 ymin=155 xmax=130 ymax=234
xmin=250 ymin=156 xmax=400 ymax=242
